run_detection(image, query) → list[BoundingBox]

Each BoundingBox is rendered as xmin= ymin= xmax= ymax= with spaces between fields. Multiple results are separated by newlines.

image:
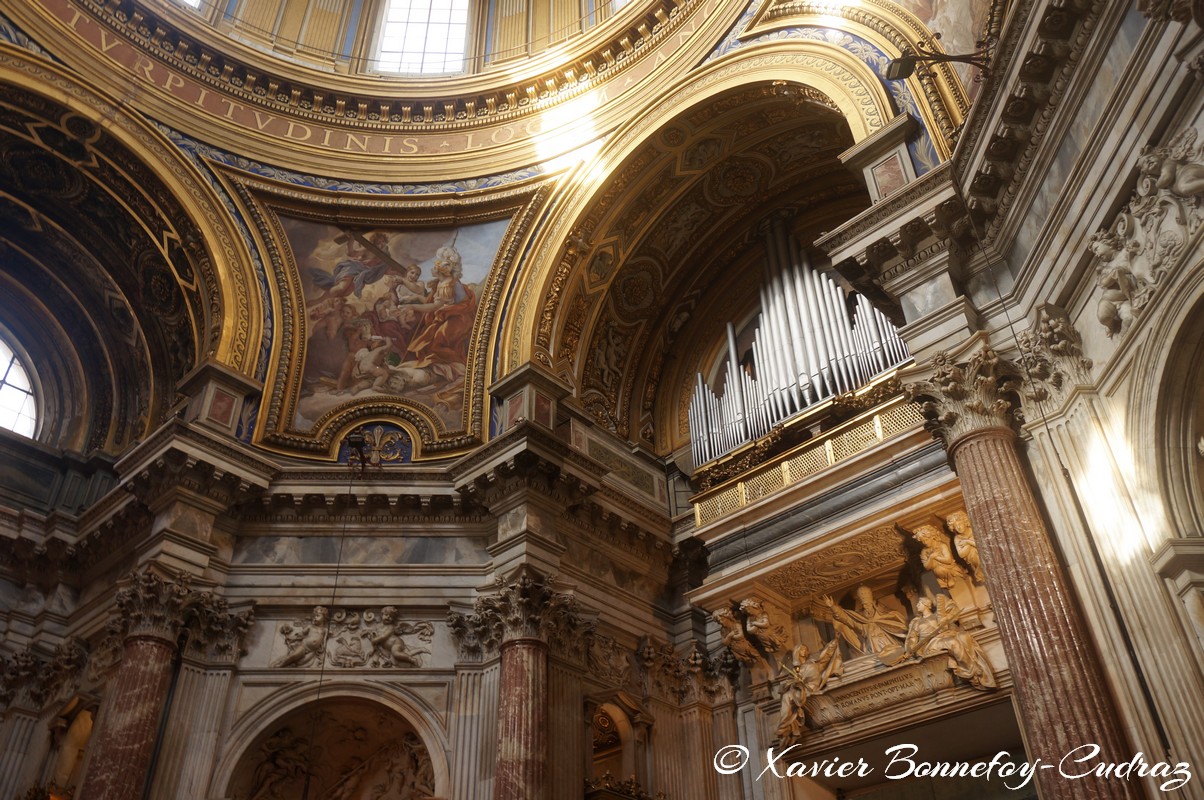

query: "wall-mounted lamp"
xmin=884 ymin=45 xmax=991 ymax=81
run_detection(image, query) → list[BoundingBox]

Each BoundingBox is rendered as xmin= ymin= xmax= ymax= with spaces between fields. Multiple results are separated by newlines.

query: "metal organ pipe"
xmin=688 ymin=234 xmax=912 ymax=467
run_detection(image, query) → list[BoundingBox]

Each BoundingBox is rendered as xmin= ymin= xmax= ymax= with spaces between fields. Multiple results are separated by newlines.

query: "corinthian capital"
xmin=0 ymin=647 xmax=47 ymax=710
xmin=114 ymin=569 xmax=195 ymax=644
xmin=449 ymin=569 xmax=592 ymax=656
xmin=185 ymin=592 xmax=255 ymax=664
xmin=1017 ymin=305 xmax=1094 ymax=410
xmin=903 ymin=335 xmax=1023 ymax=446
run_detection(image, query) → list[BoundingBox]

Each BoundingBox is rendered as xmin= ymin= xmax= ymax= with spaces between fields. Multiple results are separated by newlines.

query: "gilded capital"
xmin=903 ymin=340 xmax=1023 ymax=447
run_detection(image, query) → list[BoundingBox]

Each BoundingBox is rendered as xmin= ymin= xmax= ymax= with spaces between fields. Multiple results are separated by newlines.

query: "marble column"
xmin=906 ymin=342 xmax=1140 ymax=800
xmin=77 ymin=570 xmax=194 ymax=800
xmin=449 ymin=569 xmax=592 ymax=800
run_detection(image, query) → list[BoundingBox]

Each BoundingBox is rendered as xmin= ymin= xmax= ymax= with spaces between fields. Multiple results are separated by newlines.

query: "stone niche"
xmin=224 ymin=697 xmax=437 ymax=800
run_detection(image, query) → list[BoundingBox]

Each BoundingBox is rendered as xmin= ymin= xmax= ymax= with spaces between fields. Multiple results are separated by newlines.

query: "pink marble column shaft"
xmin=76 ymin=635 xmax=177 ymax=800
xmin=952 ymin=427 xmax=1142 ymax=800
xmin=494 ymin=638 xmax=548 ymax=800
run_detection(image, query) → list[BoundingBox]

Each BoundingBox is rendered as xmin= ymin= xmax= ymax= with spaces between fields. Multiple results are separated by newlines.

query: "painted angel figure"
xmin=816 ymin=586 xmax=907 ymax=664
xmin=774 ymin=640 xmax=843 ymax=744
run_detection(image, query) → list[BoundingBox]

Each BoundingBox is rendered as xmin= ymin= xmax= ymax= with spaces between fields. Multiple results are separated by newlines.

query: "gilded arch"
xmin=502 ymin=35 xmax=942 ymax=449
xmin=0 ymin=48 xmax=264 ymax=377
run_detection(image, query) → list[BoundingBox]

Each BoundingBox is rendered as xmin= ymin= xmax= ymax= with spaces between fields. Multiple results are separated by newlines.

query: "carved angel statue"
xmin=362 ymin=606 xmax=434 ymax=667
xmin=903 ymin=594 xmax=996 ymax=690
xmin=815 ymin=586 xmax=907 ymax=665
xmin=911 ymin=524 xmax=968 ymax=589
xmin=272 ymin=606 xmax=330 ymax=668
xmin=712 ymin=606 xmax=761 ymax=665
xmin=943 ymin=511 xmax=984 ymax=583
xmin=774 ymin=640 xmax=843 ymax=744
xmin=739 ymin=598 xmax=787 ymax=653
xmin=1139 ymin=127 xmax=1204 ymax=198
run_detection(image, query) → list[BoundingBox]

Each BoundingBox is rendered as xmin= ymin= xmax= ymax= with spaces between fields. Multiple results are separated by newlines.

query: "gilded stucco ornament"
xmin=902 ymin=594 xmax=996 ymax=690
xmin=1091 ymin=127 xmax=1204 ymax=338
xmin=774 ymin=639 xmax=843 ymax=746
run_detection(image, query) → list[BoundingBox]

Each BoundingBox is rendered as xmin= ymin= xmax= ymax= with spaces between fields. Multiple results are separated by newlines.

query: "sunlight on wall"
xmin=534 ymin=93 xmax=603 ymax=174
xmin=1082 ymin=429 xmax=1151 ymax=566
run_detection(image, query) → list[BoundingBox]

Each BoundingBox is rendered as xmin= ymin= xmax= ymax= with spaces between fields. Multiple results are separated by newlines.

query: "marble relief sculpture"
xmin=738 ymin=598 xmax=787 ymax=653
xmin=712 ymin=606 xmax=762 ymax=665
xmin=272 ymin=606 xmax=433 ymax=669
xmin=817 ymin=586 xmax=907 ymax=664
xmin=774 ymin=640 xmax=843 ymax=744
xmin=903 ymin=595 xmax=996 ymax=690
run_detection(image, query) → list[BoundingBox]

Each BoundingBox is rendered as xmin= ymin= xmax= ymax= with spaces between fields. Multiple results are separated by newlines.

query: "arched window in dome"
xmin=0 ymin=333 xmax=37 ymax=438
xmin=375 ymin=0 xmax=470 ymax=74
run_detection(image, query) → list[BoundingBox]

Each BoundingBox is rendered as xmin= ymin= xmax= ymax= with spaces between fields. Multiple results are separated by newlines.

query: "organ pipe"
xmin=688 ymin=232 xmax=911 ymax=466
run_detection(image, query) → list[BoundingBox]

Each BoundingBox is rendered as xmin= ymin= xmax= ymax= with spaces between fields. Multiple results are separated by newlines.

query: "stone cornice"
xmin=952 ymin=0 xmax=1109 ymax=239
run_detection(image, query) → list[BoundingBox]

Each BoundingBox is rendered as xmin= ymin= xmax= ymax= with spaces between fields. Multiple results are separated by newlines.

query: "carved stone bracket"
xmin=448 ymin=570 xmax=594 ymax=660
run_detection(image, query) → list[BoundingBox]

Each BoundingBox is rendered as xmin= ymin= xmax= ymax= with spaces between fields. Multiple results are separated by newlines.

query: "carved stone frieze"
xmin=271 ymin=606 xmax=433 ymax=669
xmin=448 ymin=571 xmax=593 ymax=660
xmin=1089 ymin=127 xmax=1204 ymax=338
xmin=904 ymin=344 xmax=1024 ymax=446
xmin=637 ymin=638 xmax=732 ymax=705
xmin=587 ymin=634 xmax=634 ymax=688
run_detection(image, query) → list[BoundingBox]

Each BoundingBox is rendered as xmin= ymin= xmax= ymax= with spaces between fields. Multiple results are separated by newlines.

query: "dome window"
xmin=0 ymin=334 xmax=37 ymax=438
xmin=375 ymin=0 xmax=470 ymax=74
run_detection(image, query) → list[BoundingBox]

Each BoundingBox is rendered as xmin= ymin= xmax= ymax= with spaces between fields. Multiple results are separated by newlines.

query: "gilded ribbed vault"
xmin=548 ymin=83 xmax=869 ymax=454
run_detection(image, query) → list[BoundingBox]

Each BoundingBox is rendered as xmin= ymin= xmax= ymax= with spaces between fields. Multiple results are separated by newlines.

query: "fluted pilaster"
xmin=907 ymin=341 xmax=1140 ymax=800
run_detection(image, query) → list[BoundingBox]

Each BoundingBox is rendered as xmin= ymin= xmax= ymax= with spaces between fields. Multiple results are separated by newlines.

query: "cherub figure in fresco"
xmin=336 ymin=336 xmax=397 ymax=394
xmin=308 ymin=231 xmax=405 ymax=303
